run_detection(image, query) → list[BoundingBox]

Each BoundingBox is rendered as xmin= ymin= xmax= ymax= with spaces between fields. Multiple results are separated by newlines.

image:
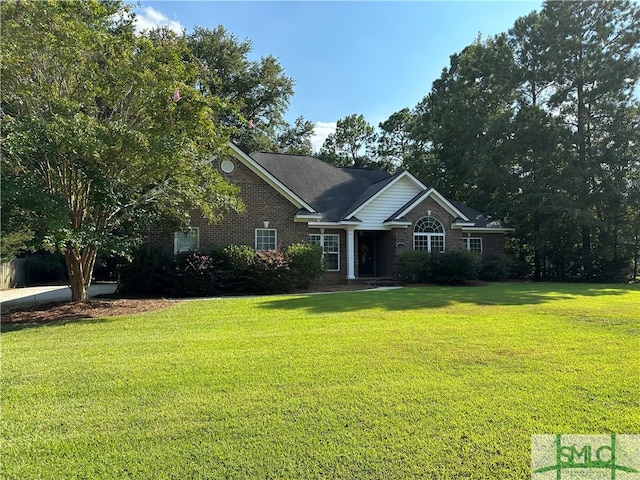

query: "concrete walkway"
xmin=0 ymin=284 xmax=117 ymax=311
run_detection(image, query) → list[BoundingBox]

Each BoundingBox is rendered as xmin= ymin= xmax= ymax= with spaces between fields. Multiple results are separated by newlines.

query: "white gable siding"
xmin=354 ymin=177 xmax=423 ymax=230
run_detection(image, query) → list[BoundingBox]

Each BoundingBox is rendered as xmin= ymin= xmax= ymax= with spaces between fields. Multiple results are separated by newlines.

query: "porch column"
xmin=346 ymin=228 xmax=356 ymax=280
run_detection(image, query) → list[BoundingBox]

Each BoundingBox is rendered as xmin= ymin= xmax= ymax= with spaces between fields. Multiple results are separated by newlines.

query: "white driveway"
xmin=0 ymin=284 xmax=117 ymax=311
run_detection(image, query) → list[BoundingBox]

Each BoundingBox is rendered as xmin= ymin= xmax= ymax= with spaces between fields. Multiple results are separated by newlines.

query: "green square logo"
xmin=532 ymin=435 xmax=640 ymax=479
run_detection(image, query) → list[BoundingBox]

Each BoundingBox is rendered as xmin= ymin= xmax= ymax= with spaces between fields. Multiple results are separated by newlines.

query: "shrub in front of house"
xmin=168 ymin=251 xmax=223 ymax=297
xmin=430 ymin=250 xmax=481 ymax=285
xmin=479 ymin=254 xmax=514 ymax=281
xmin=216 ymin=244 xmax=324 ymax=293
xmin=251 ymin=249 xmax=292 ymax=293
xmin=211 ymin=244 xmax=319 ymax=294
xmin=216 ymin=244 xmax=255 ymax=271
xmin=287 ymin=243 xmax=324 ymax=288
xmin=118 ymin=246 xmax=171 ymax=295
xmin=399 ymin=250 xmax=432 ymax=283
xmin=214 ymin=244 xmax=258 ymax=293
xmin=119 ymin=243 xmax=326 ymax=297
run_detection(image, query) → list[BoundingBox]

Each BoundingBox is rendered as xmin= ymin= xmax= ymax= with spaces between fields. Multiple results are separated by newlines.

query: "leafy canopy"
xmin=187 ymin=26 xmax=311 ymax=154
xmin=1 ymin=0 xmax=243 ymax=299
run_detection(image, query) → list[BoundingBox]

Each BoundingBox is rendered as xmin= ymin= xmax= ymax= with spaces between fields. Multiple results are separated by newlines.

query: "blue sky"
xmin=137 ymin=1 xmax=541 ymax=150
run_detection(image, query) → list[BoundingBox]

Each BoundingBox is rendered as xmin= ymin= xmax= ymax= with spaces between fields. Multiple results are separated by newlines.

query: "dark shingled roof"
xmin=248 ymin=151 xmax=510 ymax=229
xmin=250 ymin=152 xmax=392 ymax=222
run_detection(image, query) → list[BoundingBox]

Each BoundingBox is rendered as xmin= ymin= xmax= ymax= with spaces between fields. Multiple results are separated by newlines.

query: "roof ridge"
xmin=250 ymin=151 xmax=317 ymax=158
xmin=340 ymin=166 xmax=392 ymax=173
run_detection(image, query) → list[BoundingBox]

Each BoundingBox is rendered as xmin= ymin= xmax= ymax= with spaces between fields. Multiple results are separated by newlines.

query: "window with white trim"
xmin=255 ymin=228 xmax=277 ymax=250
xmin=174 ymin=228 xmax=199 ymax=254
xmin=463 ymin=237 xmax=483 ymax=254
xmin=414 ymin=216 xmax=445 ymax=252
xmin=310 ymin=233 xmax=340 ymax=271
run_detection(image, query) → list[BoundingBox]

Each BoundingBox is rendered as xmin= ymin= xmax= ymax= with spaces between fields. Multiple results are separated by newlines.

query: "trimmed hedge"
xmin=214 ymin=244 xmax=258 ymax=294
xmin=400 ymin=249 xmax=499 ymax=285
xmin=287 ymin=243 xmax=324 ymax=288
xmin=118 ymin=243 xmax=324 ymax=297
xmin=122 ymin=244 xmax=523 ymax=295
xmin=168 ymin=252 xmax=223 ymax=297
xmin=117 ymin=247 xmax=171 ymax=295
xmin=430 ymin=251 xmax=481 ymax=285
xmin=399 ymin=250 xmax=431 ymax=283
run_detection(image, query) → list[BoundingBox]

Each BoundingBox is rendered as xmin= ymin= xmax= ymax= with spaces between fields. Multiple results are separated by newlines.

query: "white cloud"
xmin=134 ymin=7 xmax=184 ymax=35
xmin=310 ymin=121 xmax=336 ymax=153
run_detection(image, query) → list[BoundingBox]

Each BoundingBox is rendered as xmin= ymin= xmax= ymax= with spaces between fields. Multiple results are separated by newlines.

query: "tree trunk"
xmin=64 ymin=247 xmax=98 ymax=302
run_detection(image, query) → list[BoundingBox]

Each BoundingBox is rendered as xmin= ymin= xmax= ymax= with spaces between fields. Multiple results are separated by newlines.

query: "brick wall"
xmin=394 ymin=197 xmax=464 ymax=252
xmin=145 ymin=156 xmax=309 ymax=254
xmin=475 ymin=233 xmax=506 ymax=256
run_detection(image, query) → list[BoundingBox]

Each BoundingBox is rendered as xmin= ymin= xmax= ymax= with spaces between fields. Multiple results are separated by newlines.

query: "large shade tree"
xmin=1 ymin=0 xmax=243 ymax=301
xmin=500 ymin=0 xmax=640 ymax=279
xmin=412 ymin=34 xmax=518 ymax=211
xmin=186 ymin=26 xmax=297 ymax=154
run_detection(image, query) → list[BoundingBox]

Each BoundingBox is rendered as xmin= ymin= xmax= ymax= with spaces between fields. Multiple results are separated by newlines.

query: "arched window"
xmin=414 ymin=216 xmax=445 ymax=252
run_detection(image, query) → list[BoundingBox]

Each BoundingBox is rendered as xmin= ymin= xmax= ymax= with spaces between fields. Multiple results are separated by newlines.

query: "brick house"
xmin=147 ymin=143 xmax=513 ymax=283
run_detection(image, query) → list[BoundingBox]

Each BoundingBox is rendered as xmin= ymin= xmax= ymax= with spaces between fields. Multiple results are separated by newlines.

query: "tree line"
xmin=318 ymin=1 xmax=640 ymax=282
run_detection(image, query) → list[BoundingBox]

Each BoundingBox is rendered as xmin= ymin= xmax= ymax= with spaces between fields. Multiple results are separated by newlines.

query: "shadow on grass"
xmin=1 ymin=300 xmax=122 ymax=333
xmin=258 ymin=283 xmax=636 ymax=314
xmin=1 ymin=316 xmax=110 ymax=333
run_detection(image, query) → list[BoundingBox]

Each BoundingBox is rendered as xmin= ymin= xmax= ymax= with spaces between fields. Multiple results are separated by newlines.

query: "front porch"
xmin=346 ymin=229 xmax=400 ymax=281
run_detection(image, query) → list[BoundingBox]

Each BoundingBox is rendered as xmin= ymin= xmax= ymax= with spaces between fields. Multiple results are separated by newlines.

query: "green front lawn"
xmin=2 ymin=283 xmax=639 ymax=479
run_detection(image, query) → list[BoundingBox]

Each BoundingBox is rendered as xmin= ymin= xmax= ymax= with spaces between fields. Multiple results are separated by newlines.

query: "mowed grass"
xmin=2 ymin=283 xmax=639 ymax=479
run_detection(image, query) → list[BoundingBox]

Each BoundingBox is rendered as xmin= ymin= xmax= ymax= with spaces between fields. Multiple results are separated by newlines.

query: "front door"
xmin=358 ymin=235 xmax=375 ymax=276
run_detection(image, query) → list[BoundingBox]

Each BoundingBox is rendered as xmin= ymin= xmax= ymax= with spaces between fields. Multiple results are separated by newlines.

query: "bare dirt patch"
xmin=2 ymin=299 xmax=174 ymax=325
